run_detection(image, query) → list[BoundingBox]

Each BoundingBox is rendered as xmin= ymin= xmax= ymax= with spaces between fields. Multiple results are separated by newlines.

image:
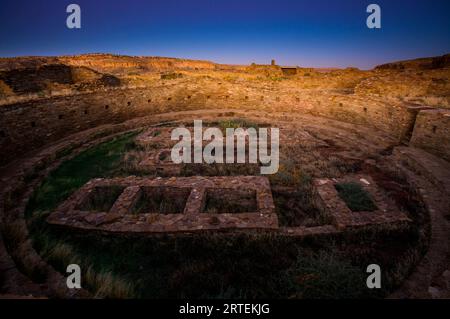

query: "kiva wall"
xmin=0 ymin=82 xmax=426 ymax=166
xmin=410 ymin=109 xmax=450 ymax=162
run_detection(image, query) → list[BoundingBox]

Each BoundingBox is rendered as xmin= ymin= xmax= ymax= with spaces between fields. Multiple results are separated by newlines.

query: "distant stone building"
xmin=281 ymin=67 xmax=298 ymax=76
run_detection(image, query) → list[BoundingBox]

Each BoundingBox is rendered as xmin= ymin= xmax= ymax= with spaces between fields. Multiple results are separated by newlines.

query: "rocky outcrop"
xmin=0 ymin=64 xmax=120 ymax=95
xmin=375 ymin=54 xmax=450 ymax=70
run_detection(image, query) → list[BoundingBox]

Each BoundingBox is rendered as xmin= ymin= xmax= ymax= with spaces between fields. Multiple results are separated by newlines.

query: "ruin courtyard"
xmin=0 ymin=53 xmax=449 ymax=299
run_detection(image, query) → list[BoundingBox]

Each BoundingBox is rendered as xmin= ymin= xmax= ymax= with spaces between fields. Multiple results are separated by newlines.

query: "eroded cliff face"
xmin=375 ymin=54 xmax=450 ymax=70
xmin=0 ymin=63 xmax=121 ymax=97
xmin=59 ymin=54 xmax=219 ymax=73
xmin=0 ymin=54 xmax=231 ymax=98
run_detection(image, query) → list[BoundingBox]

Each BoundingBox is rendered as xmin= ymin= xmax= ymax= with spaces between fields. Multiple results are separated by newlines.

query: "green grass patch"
xmin=335 ymin=182 xmax=378 ymax=212
xmin=28 ymin=225 xmax=384 ymax=298
xmin=283 ymin=250 xmax=373 ymax=298
xmin=219 ymin=118 xmax=259 ymax=130
xmin=26 ymin=131 xmax=138 ymax=214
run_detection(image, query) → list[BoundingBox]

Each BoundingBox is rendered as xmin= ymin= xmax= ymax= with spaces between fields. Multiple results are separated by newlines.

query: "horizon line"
xmin=1 ymin=51 xmax=449 ymax=71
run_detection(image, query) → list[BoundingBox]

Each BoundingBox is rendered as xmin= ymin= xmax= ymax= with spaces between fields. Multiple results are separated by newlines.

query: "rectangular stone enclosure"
xmin=136 ymin=127 xmax=263 ymax=175
xmin=47 ymin=176 xmax=278 ymax=233
xmin=313 ymin=175 xmax=411 ymax=229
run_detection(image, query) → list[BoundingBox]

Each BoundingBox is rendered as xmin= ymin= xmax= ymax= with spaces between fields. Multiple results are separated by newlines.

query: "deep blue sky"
xmin=1 ymin=0 xmax=449 ymax=69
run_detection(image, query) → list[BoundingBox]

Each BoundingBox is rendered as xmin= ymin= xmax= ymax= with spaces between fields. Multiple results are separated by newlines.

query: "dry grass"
xmin=46 ymin=242 xmax=79 ymax=265
xmin=409 ymin=96 xmax=450 ymax=108
xmin=118 ymin=144 xmax=159 ymax=176
xmin=86 ymin=266 xmax=135 ymax=298
xmin=42 ymin=240 xmax=135 ymax=298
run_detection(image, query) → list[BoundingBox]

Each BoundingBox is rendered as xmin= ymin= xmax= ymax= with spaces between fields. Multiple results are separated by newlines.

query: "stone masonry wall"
xmin=0 ymin=81 xmax=418 ymax=166
xmin=410 ymin=109 xmax=450 ymax=162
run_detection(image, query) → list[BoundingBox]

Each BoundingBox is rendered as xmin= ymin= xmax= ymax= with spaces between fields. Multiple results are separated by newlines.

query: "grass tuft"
xmin=335 ymin=182 xmax=378 ymax=212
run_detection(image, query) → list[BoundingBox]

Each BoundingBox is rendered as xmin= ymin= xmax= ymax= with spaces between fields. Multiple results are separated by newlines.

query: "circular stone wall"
xmin=2 ymin=106 xmax=446 ymax=298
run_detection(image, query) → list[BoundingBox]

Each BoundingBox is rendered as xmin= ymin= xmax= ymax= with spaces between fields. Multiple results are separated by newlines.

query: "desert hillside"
xmin=0 ymin=53 xmax=448 ymax=109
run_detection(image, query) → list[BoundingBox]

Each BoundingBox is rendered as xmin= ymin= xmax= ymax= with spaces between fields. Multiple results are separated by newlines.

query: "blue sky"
xmin=0 ymin=0 xmax=449 ymax=69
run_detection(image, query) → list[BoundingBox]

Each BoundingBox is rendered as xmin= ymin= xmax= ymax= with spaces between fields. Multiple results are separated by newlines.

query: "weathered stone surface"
xmin=410 ymin=109 xmax=450 ymax=162
xmin=313 ymin=174 xmax=411 ymax=230
xmin=47 ymin=176 xmax=278 ymax=233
